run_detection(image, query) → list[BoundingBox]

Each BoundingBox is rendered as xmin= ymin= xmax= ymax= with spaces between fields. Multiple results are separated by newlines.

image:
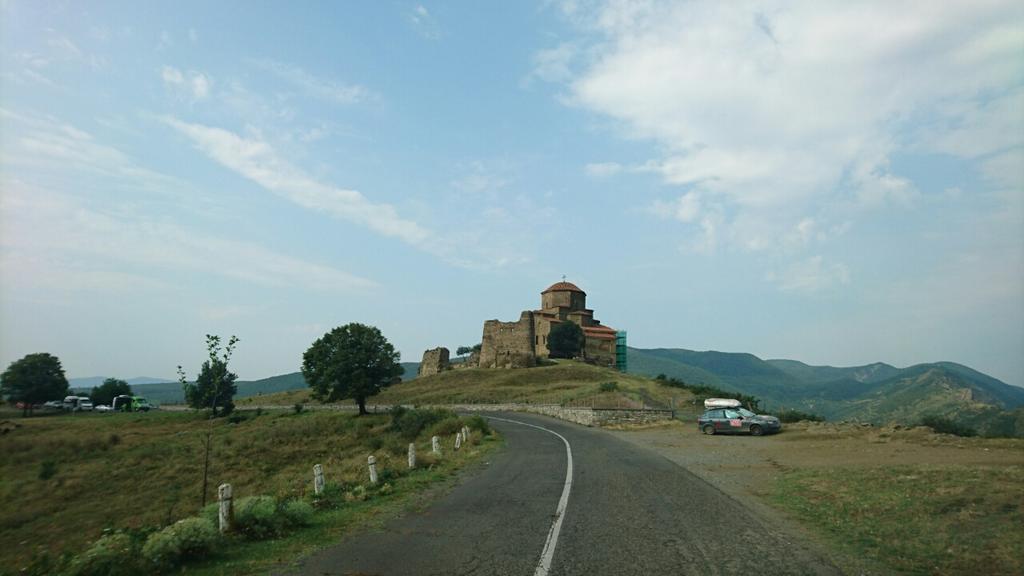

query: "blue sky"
xmin=2 ymin=1 xmax=1022 ymax=386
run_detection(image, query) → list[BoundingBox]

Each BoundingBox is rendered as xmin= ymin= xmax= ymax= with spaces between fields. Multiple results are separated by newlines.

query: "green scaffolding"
xmin=615 ymin=331 xmax=628 ymax=372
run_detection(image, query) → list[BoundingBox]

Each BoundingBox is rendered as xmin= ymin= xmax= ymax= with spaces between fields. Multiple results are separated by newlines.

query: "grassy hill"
xmin=239 ymin=361 xmax=698 ymax=413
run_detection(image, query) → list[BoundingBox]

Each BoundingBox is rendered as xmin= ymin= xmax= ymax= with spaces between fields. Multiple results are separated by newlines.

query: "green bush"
xmin=141 ymin=517 xmax=218 ymax=572
xmin=38 ymin=460 xmax=57 ymax=480
xmin=388 ymin=407 xmax=452 ymax=440
xmin=293 ymin=403 xmax=305 ymax=414
xmin=920 ymin=415 xmax=977 ymax=437
xmin=279 ymin=499 xmax=314 ymax=528
xmin=426 ymin=416 xmax=464 ymax=438
xmin=465 ymin=415 xmax=492 ymax=436
xmin=67 ymin=532 xmax=139 ymax=576
xmin=599 ymin=381 xmax=619 ymax=392
xmin=233 ymin=496 xmax=280 ymax=540
xmin=656 ymin=375 xmax=762 ymax=412
xmin=777 ymin=409 xmax=825 ymax=423
xmin=233 ymin=496 xmax=313 ymax=540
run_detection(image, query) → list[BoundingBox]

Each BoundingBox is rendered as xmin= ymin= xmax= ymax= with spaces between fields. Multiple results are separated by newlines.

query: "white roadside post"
xmin=408 ymin=443 xmax=416 ymax=469
xmin=217 ymin=483 xmax=233 ymax=534
xmin=368 ymin=455 xmax=378 ymax=485
xmin=313 ymin=464 xmax=325 ymax=496
xmin=431 ymin=435 xmax=440 ymax=455
xmin=454 ymin=432 xmax=462 ymax=451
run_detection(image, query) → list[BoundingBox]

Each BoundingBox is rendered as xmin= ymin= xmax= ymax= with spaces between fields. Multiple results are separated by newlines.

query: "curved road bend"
xmin=285 ymin=413 xmax=840 ymax=576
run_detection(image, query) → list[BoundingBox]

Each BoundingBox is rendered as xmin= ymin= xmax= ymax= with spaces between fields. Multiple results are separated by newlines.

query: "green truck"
xmin=112 ymin=395 xmax=153 ymax=412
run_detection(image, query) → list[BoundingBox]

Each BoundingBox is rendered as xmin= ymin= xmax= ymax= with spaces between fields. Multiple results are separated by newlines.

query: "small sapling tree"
xmin=178 ymin=334 xmax=239 ymax=507
xmin=547 ymin=322 xmax=584 ymax=359
xmin=180 ymin=335 xmax=239 ymax=417
xmin=1 ymin=353 xmax=69 ymax=417
xmin=302 ymin=323 xmax=403 ymax=415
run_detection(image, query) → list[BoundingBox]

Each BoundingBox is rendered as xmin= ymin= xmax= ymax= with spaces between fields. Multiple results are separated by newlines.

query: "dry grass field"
xmin=615 ymin=421 xmax=1024 ymax=575
xmin=0 ymin=408 xmax=496 ymax=574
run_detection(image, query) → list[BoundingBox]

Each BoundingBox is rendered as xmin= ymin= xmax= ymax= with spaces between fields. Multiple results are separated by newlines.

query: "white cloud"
xmin=531 ymin=43 xmax=577 ymax=83
xmin=2 ymin=110 xmax=179 ymax=191
xmin=161 ymin=65 xmax=211 ymax=100
xmin=767 ymin=256 xmax=850 ymax=293
xmin=452 ymin=161 xmax=511 ymax=195
xmin=408 ymin=4 xmax=441 ymax=39
xmin=252 ymin=59 xmax=367 ymax=104
xmin=559 ymin=1 xmax=1023 ymax=251
xmin=652 ymin=192 xmax=701 ymax=223
xmin=584 ymin=161 xmax=623 ymax=178
xmin=0 ymin=184 xmax=376 ymax=294
xmin=163 ymin=118 xmax=432 ymax=247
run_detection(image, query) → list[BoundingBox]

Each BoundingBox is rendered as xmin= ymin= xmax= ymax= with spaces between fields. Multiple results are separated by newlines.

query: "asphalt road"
xmin=285 ymin=413 xmax=841 ymax=576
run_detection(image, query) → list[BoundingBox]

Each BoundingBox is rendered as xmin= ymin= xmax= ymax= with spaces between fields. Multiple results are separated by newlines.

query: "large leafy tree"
xmin=547 ymin=322 xmax=585 ymax=359
xmin=302 ymin=323 xmax=403 ymax=415
xmin=1 ymin=353 xmax=69 ymax=416
xmin=90 ymin=377 xmax=132 ymax=406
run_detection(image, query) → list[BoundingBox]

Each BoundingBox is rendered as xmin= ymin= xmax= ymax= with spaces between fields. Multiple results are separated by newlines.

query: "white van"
xmin=62 ymin=396 xmax=94 ymax=411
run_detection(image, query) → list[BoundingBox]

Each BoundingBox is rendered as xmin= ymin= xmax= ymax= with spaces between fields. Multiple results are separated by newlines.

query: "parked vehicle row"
xmin=30 ymin=395 xmax=155 ymax=413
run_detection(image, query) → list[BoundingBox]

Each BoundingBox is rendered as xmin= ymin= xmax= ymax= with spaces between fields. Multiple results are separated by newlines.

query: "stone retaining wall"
xmin=230 ymin=402 xmax=675 ymax=427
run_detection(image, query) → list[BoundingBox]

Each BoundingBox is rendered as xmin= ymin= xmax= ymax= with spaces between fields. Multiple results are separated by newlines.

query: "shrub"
xmin=388 ymin=407 xmax=452 ymax=440
xmin=67 ymin=532 xmax=139 ymax=576
xmin=233 ymin=496 xmax=313 ymax=540
xmin=38 ymin=460 xmax=57 ymax=480
xmin=426 ymin=416 xmax=464 ymax=438
xmin=233 ymin=496 xmax=280 ymax=540
xmin=599 ymin=381 xmax=619 ymax=392
xmin=465 ymin=415 xmax=492 ymax=436
xmin=227 ymin=412 xmax=250 ymax=424
xmin=777 ymin=409 xmax=825 ymax=423
xmin=279 ymin=499 xmax=314 ymax=528
xmin=141 ymin=517 xmax=218 ymax=571
xmin=293 ymin=403 xmax=305 ymax=415
xmin=920 ymin=415 xmax=977 ymax=437
xmin=656 ymin=375 xmax=762 ymax=412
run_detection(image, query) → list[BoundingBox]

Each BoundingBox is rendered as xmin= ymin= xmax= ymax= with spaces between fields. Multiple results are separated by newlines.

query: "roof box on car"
xmin=704 ymin=398 xmax=742 ymax=409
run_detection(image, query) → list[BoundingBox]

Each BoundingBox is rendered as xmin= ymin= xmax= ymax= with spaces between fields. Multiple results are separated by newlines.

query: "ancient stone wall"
xmin=431 ymin=403 xmax=675 ymax=427
xmin=418 ymin=347 xmax=450 ymax=377
xmin=479 ymin=312 xmax=537 ymax=369
xmin=584 ymin=337 xmax=616 ymax=368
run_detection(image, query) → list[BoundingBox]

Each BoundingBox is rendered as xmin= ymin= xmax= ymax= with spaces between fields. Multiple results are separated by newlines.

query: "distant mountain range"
xmin=68 ymin=376 xmax=176 ymax=388
xmin=626 ymin=347 xmax=1024 ymax=435
xmin=67 ymin=364 xmax=422 ymax=405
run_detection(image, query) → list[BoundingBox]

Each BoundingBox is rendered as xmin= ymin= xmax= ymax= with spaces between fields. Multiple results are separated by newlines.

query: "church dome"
xmin=542 ymin=281 xmax=585 ymax=295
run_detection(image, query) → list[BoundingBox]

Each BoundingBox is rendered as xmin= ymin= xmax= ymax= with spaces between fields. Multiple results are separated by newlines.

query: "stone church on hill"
xmin=478 ymin=281 xmax=623 ymax=369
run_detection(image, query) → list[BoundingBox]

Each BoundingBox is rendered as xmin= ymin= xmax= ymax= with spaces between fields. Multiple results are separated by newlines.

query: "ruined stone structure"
xmin=418 ymin=347 xmax=450 ymax=377
xmin=479 ymin=282 xmax=619 ymax=369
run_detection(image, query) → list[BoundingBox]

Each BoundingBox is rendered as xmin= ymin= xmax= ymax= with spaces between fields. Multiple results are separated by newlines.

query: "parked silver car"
xmin=698 ymin=407 xmax=781 ymax=436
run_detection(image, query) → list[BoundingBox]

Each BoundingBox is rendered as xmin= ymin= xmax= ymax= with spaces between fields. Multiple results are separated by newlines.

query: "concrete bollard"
xmin=454 ymin=432 xmax=462 ymax=451
xmin=368 ymin=455 xmax=378 ymax=485
xmin=218 ymin=483 xmax=233 ymax=534
xmin=431 ymin=435 xmax=440 ymax=455
xmin=313 ymin=464 xmax=325 ymax=496
xmin=408 ymin=443 xmax=416 ymax=469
